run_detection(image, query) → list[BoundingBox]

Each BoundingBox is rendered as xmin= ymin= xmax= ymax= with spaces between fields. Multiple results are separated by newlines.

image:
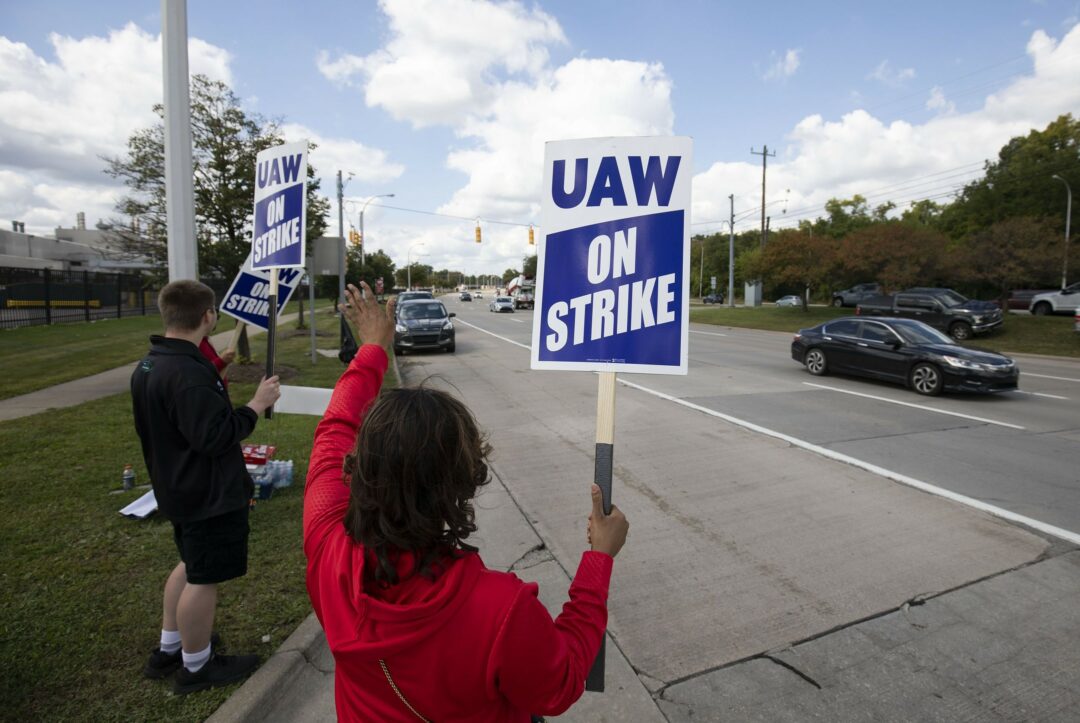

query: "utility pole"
xmin=337 ymin=170 xmax=345 ymax=307
xmin=162 ymin=0 xmax=197 ymax=281
xmin=728 ymin=194 xmax=735 ymax=308
xmin=750 ymin=145 xmax=776 ymax=248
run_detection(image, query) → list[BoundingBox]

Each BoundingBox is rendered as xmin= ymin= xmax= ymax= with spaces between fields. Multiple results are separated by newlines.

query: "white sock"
xmin=160 ymin=629 xmax=182 ymax=654
xmin=182 ymin=643 xmax=212 ymax=673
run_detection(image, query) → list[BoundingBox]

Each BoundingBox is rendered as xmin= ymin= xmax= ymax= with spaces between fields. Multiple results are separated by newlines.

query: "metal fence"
xmin=0 ymin=267 xmax=234 ymax=330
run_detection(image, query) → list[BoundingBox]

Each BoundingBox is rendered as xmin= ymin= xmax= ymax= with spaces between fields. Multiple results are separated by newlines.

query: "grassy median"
xmin=690 ymin=304 xmax=1080 ymax=358
xmin=0 ymin=296 xmax=335 ymax=401
xmin=0 ymin=311 xmax=394 ymax=722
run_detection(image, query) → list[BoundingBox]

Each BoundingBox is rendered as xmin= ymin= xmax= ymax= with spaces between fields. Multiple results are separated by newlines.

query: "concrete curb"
xmin=206 ymin=614 xmax=327 ymax=723
xmin=207 ymin=346 xmax=403 ymax=723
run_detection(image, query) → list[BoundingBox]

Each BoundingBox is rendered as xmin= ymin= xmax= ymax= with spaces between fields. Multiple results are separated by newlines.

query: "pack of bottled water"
xmin=265 ymin=459 xmax=294 ymax=488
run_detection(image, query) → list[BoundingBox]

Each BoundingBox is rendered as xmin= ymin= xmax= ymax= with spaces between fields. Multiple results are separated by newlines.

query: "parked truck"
xmin=855 ymin=287 xmax=1003 ymax=341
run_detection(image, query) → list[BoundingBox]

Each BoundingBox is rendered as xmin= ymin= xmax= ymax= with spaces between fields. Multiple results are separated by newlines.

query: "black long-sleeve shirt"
xmin=131 ymin=336 xmax=257 ymax=522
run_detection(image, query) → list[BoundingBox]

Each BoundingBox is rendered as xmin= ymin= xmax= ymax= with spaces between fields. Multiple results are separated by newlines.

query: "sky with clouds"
xmin=1 ymin=0 xmax=1079 ymax=278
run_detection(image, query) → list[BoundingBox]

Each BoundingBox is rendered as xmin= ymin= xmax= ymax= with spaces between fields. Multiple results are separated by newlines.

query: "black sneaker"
xmin=172 ymin=651 xmax=260 ymax=695
xmin=142 ymin=632 xmax=222 ymax=679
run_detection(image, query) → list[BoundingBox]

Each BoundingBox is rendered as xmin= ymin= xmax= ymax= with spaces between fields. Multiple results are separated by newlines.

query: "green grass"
xmin=0 ymin=312 xmax=396 ymax=722
xmin=0 ymin=297 xmax=336 ymax=401
xmin=690 ymin=305 xmax=1080 ymax=358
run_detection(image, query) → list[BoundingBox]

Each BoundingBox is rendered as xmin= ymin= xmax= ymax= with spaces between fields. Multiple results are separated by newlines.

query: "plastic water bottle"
xmin=122 ymin=464 xmax=136 ymax=491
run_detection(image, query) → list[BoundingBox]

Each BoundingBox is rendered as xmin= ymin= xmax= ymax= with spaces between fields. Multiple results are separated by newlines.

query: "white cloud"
xmin=318 ymin=0 xmax=674 ymax=272
xmin=0 ymin=24 xmax=232 ymax=234
xmin=926 ymin=86 xmax=956 ymax=115
xmin=764 ymin=49 xmax=801 ymax=81
xmin=317 ymin=0 xmax=566 ymax=128
xmin=279 ymin=123 xmax=405 ymax=193
xmin=692 ymin=23 xmax=1080 ymax=234
xmin=867 ymin=59 xmax=916 ymax=86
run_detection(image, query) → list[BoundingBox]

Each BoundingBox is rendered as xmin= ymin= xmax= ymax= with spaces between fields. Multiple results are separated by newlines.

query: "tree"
xmin=956 ymin=217 xmax=1060 ymax=306
xmin=837 ymin=223 xmax=954 ymax=291
xmin=502 ymin=268 xmax=520 ymax=283
xmin=744 ymin=229 xmax=836 ymax=309
xmin=939 ymin=114 xmax=1080 ymax=238
xmin=104 ymin=75 xmax=329 ymax=281
xmin=522 ymin=253 xmax=537 ymax=278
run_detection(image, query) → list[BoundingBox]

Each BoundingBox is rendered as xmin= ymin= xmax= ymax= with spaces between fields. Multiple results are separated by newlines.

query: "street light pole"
xmin=1052 ymin=174 xmax=1073 ymax=290
xmin=728 ymin=194 xmax=735 ymax=308
xmin=359 ymin=193 xmax=395 ymax=268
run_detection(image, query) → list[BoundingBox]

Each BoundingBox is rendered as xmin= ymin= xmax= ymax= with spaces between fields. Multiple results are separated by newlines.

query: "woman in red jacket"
xmin=304 ymin=282 xmax=629 ymax=722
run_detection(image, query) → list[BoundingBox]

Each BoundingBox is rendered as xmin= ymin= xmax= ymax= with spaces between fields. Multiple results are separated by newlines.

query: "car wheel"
xmin=949 ymin=321 xmax=972 ymax=341
xmin=394 ymin=346 xmax=404 ymax=356
xmin=1032 ymin=302 xmax=1051 ymax=316
xmin=804 ymin=348 xmax=827 ymax=376
xmin=832 ymin=297 xmax=844 ymax=308
xmin=446 ymin=342 xmax=456 ymax=353
xmin=910 ymin=363 xmax=943 ymax=396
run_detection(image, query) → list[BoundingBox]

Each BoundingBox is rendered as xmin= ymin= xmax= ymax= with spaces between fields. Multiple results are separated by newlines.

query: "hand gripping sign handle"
xmin=585 ymin=371 xmax=616 ymax=693
xmin=264 ymin=274 xmax=278 ymax=420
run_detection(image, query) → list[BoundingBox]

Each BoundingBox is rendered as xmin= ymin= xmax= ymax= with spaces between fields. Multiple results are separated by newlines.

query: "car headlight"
xmin=395 ymin=323 xmax=407 ymax=333
xmin=943 ymin=355 xmax=985 ymax=371
xmin=443 ymin=321 xmax=454 ymax=331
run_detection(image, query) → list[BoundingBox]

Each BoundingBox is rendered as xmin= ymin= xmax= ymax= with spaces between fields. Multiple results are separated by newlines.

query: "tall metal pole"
xmin=359 ymin=208 xmax=365 ymax=268
xmin=337 ymin=171 xmax=345 ymax=306
xmin=1053 ymin=175 xmax=1072 ymax=290
xmin=728 ymin=194 xmax=735 ymax=308
xmin=162 ymin=0 xmax=197 ymax=281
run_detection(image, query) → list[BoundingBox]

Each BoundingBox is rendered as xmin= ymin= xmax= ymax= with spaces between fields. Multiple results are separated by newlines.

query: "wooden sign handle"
xmin=264 ymin=274 xmax=278 ymax=420
xmin=227 ymin=321 xmax=247 ymax=354
xmin=585 ymin=371 xmax=616 ymax=692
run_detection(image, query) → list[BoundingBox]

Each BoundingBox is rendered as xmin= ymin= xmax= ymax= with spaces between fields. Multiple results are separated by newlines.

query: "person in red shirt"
xmin=198 ymin=335 xmax=235 ymax=388
xmin=304 ymin=282 xmax=629 ymax=722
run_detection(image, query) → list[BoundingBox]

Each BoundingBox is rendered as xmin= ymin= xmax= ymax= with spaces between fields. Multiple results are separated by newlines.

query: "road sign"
xmin=530 ymin=136 xmax=693 ymax=374
xmin=711 ymin=276 xmax=717 ymax=290
xmin=251 ymin=140 xmax=308 ymax=270
xmin=219 ymin=253 xmax=304 ymax=331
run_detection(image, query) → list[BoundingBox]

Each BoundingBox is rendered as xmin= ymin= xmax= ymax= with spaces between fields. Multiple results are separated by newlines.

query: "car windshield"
xmin=399 ymin=302 xmax=447 ymax=320
xmin=497 ymin=297 xmax=512 ymax=303
xmin=399 ymin=292 xmax=432 ymax=301
xmin=937 ymin=290 xmax=968 ymax=307
xmin=891 ymin=320 xmax=955 ymax=345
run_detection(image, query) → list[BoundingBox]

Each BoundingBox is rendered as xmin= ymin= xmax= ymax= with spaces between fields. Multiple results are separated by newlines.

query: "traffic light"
xmin=528 ymin=225 xmax=534 ymax=245
xmin=348 ymin=229 xmax=361 ymax=246
xmin=475 ymin=219 xmax=482 ymax=243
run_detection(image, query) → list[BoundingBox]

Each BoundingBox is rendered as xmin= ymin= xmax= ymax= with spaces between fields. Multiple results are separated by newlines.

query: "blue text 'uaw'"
xmin=257 ymin=153 xmax=304 ymax=189
xmin=551 ymin=156 xmax=681 ymax=209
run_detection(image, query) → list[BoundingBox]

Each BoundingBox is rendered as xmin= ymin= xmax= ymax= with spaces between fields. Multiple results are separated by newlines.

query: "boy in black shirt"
xmin=132 ymin=280 xmax=280 ymax=694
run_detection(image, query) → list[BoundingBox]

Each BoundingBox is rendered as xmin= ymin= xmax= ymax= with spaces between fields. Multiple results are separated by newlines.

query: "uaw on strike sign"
xmin=531 ymin=136 xmax=692 ymax=374
xmin=219 ymin=253 xmax=303 ymax=331
xmin=251 ymin=140 xmax=308 ymax=270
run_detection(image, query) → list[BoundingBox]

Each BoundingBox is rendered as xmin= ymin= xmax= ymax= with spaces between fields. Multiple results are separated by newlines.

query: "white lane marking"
xmin=467 ymin=320 xmax=1080 ymax=546
xmin=690 ymin=330 xmax=728 ymax=337
xmin=509 ymin=318 xmax=525 ymax=323
xmin=616 ymin=377 xmax=1080 ymax=547
xmin=1024 ymin=373 xmax=1080 ymax=383
xmin=1014 ymin=390 xmax=1070 ymax=400
xmin=802 ymin=382 xmax=1025 ymax=430
xmin=454 ymin=319 xmax=531 ymax=350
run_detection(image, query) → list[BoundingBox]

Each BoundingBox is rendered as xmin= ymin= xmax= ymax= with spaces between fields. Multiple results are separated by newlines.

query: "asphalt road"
xmin=443 ymin=295 xmax=1080 ymax=541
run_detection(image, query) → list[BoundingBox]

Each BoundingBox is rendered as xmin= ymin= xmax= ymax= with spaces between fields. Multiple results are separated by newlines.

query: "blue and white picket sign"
xmin=251 ymin=140 xmax=308 ymax=270
xmin=219 ymin=252 xmax=304 ymax=331
xmin=530 ymin=136 xmax=693 ymax=374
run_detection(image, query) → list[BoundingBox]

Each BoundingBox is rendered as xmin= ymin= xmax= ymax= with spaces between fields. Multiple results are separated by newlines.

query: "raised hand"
xmin=339 ymin=282 xmax=397 ymax=350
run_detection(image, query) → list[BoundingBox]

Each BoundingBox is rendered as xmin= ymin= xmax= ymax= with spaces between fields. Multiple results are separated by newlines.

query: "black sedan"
xmin=791 ymin=316 xmax=1018 ymax=396
xmin=394 ymin=300 xmax=456 ymax=354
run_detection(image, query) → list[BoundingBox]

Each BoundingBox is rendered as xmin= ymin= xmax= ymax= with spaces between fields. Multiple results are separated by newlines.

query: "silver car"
xmin=489 ymin=296 xmax=515 ymax=313
xmin=776 ymin=295 xmax=802 ymax=307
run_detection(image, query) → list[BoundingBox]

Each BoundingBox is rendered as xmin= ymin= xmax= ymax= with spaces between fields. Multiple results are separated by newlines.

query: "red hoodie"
xmin=304 ymin=344 xmax=613 ymax=722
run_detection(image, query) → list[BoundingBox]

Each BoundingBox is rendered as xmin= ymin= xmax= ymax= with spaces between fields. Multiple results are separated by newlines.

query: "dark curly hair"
xmin=343 ymin=384 xmax=491 ymax=585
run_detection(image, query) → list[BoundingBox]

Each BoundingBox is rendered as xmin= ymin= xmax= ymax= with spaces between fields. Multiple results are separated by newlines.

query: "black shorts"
xmin=172 ymin=507 xmax=250 ymax=585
